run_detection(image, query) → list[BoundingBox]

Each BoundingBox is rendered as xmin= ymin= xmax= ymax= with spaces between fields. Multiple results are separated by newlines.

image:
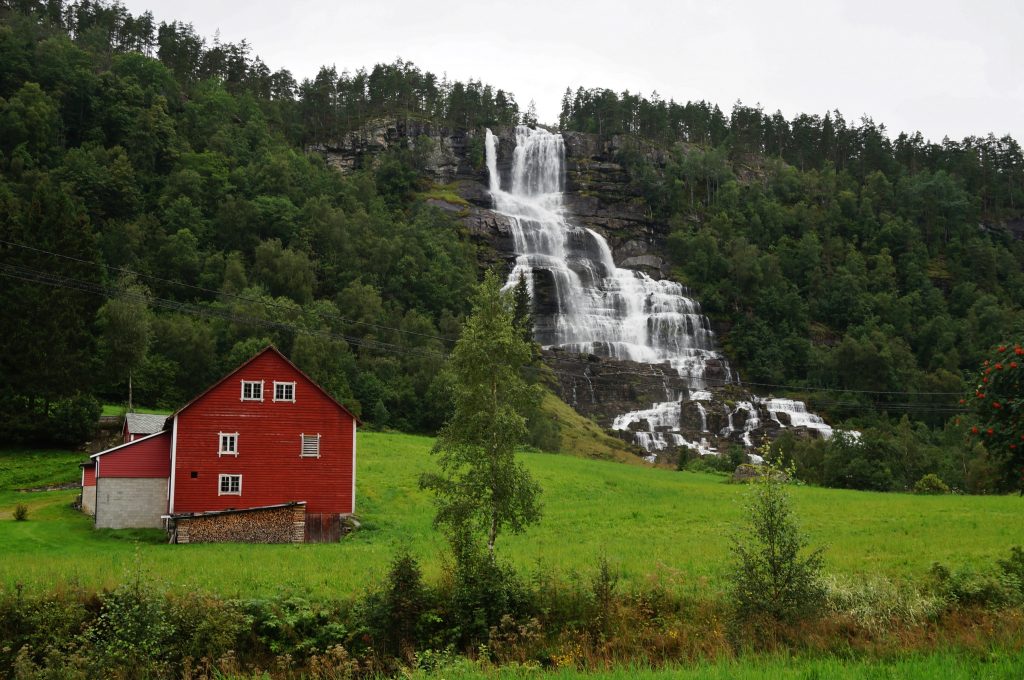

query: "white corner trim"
xmin=351 ymin=419 xmax=357 ymax=514
xmin=168 ymin=415 xmax=178 ymax=515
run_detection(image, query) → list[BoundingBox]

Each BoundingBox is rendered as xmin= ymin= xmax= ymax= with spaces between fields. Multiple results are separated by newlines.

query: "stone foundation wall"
xmin=175 ymin=504 xmax=306 ymax=544
xmin=81 ymin=485 xmax=96 ymax=516
xmin=95 ymin=477 xmax=167 ymax=529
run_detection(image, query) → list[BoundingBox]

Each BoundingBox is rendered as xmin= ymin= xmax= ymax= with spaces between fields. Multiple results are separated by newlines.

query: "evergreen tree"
xmin=511 ymin=271 xmax=533 ymax=345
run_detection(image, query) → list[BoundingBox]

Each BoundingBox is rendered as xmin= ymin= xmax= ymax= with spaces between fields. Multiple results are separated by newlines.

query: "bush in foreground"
xmin=729 ymin=462 xmax=825 ymax=623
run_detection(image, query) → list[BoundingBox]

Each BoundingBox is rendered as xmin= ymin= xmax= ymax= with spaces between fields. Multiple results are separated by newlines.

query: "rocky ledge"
xmin=312 ymin=119 xmax=672 ymax=277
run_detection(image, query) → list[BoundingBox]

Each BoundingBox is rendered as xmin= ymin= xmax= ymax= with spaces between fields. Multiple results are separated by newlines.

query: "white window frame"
xmin=300 ymin=432 xmax=321 ymax=458
xmin=218 ymin=473 xmax=241 ymax=496
xmin=218 ymin=432 xmax=239 ymax=457
xmin=240 ymin=380 xmax=264 ymax=402
xmin=273 ymin=381 xmax=297 ymax=403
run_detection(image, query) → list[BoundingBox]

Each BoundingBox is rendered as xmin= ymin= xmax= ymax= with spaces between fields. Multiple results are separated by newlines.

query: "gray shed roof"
xmin=124 ymin=412 xmax=168 ymax=435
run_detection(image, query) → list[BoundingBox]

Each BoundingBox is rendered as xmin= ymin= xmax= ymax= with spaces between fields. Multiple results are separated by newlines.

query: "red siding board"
xmin=82 ymin=464 xmax=96 ymax=486
xmin=96 ymin=431 xmax=171 ymax=479
xmin=172 ymin=350 xmax=354 ymax=516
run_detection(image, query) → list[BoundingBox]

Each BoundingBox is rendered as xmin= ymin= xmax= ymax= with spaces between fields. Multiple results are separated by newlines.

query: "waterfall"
xmin=486 ymin=127 xmax=729 ymax=386
xmin=763 ymin=398 xmax=834 ymax=438
xmin=484 ymin=126 xmax=836 ymax=457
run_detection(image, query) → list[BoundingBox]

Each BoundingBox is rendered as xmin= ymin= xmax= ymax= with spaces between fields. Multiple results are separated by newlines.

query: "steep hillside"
xmin=1 ymin=3 xmax=1022 ymax=492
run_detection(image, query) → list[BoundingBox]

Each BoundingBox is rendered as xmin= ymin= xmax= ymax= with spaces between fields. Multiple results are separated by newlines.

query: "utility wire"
xmin=0 ymin=262 xmax=448 ymax=362
xmin=3 ymin=262 xmax=969 ymax=415
xmin=1 ymin=248 xmax=969 ymax=403
xmin=0 ymin=238 xmax=460 ymax=345
xmin=2 ymin=239 xmax=968 ymax=395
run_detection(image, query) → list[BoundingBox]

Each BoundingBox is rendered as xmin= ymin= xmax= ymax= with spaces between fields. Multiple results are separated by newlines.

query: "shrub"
xmin=998 ymin=546 xmax=1024 ymax=600
xmin=729 ymin=462 xmax=825 ymax=623
xmin=13 ymin=504 xmax=28 ymax=521
xmin=49 ymin=393 xmax=100 ymax=446
xmin=928 ymin=562 xmax=1016 ymax=608
xmin=360 ymin=548 xmax=432 ymax=660
xmin=85 ymin=580 xmax=174 ymax=676
xmin=914 ymin=473 xmax=950 ymax=495
xmin=165 ymin=592 xmax=251 ymax=665
xmin=444 ymin=540 xmax=532 ymax=648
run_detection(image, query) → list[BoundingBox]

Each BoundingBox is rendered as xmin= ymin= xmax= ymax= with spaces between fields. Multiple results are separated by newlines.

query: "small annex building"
xmin=85 ymin=346 xmax=359 ymax=542
xmin=80 ymin=461 xmax=96 ymax=516
xmin=123 ymin=412 xmax=167 ymax=443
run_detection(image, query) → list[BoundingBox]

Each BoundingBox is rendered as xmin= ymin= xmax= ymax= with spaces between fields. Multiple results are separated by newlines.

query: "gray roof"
xmin=124 ymin=412 xmax=167 ymax=435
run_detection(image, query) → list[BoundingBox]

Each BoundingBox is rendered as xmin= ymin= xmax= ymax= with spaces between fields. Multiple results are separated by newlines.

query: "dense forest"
xmin=1 ymin=1 xmax=1022 ymax=491
xmin=558 ymin=88 xmax=1023 ymax=490
xmin=0 ymin=0 xmax=516 ymax=441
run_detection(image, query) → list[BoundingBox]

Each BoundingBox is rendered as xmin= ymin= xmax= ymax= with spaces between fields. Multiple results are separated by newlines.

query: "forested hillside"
xmin=0 ymin=1 xmax=531 ymax=441
xmin=559 ymin=88 xmax=1024 ymax=405
xmin=1 ymin=1 xmax=1022 ymax=491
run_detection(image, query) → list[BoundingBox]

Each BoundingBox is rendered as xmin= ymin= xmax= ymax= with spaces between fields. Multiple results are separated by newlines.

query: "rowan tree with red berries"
xmin=965 ymin=343 xmax=1024 ymax=492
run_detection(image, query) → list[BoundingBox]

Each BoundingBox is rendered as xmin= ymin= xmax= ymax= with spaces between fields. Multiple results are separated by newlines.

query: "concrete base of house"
xmin=81 ymin=485 xmax=96 ymax=516
xmin=94 ymin=477 xmax=168 ymax=529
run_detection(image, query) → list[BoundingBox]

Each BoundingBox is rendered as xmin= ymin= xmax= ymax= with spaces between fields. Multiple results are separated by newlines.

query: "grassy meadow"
xmin=397 ymin=652 xmax=1024 ymax=680
xmin=100 ymin=403 xmax=173 ymax=417
xmin=0 ymin=431 xmax=1022 ymax=598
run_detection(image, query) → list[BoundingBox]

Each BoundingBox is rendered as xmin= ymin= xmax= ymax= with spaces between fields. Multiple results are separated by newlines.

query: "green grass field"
xmin=399 ymin=652 xmax=1024 ymax=680
xmin=101 ymin=403 xmax=173 ymax=417
xmin=0 ymin=432 xmax=1021 ymax=598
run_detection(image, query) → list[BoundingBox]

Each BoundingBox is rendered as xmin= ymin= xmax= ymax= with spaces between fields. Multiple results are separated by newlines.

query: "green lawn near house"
xmin=101 ymin=404 xmax=174 ymax=417
xmin=0 ymin=432 xmax=1021 ymax=598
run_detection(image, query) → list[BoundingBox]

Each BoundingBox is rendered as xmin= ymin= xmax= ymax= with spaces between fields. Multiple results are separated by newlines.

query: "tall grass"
xmin=394 ymin=652 xmax=1024 ymax=679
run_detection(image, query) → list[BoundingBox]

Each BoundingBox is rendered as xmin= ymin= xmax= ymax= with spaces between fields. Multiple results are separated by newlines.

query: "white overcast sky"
xmin=119 ymin=0 xmax=1023 ymax=142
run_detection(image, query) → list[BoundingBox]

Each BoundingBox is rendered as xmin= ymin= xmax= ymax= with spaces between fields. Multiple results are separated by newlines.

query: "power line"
xmin=2 ymin=255 xmax=967 ymax=408
xmin=0 ymin=240 xmax=970 ymax=395
xmin=2 ymin=249 xmax=966 ymax=409
xmin=0 ymin=262 xmax=448 ymax=362
xmin=0 ymin=238 xmax=460 ymax=345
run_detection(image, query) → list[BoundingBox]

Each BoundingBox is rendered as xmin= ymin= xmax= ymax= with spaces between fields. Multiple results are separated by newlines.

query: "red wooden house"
xmin=86 ymin=346 xmax=359 ymax=542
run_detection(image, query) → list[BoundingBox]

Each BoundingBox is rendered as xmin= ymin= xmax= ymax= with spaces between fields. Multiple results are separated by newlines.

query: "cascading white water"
xmin=485 ymin=126 xmax=835 ymax=457
xmin=764 ymin=398 xmax=834 ymax=438
xmin=486 ymin=127 xmax=728 ymax=386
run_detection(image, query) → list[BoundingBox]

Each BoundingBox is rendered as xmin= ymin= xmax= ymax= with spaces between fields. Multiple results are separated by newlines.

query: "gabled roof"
xmin=124 ymin=412 xmax=168 ymax=435
xmin=90 ymin=430 xmax=170 ymax=459
xmin=170 ymin=345 xmax=361 ymax=424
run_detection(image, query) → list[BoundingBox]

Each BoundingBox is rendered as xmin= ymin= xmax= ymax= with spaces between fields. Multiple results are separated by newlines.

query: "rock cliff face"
xmin=315 ymin=121 xmax=839 ymax=462
xmin=314 ymin=121 xmax=669 ymax=277
xmin=560 ymin=132 xmax=670 ymax=278
xmin=311 ymin=117 xmax=479 ymax=183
